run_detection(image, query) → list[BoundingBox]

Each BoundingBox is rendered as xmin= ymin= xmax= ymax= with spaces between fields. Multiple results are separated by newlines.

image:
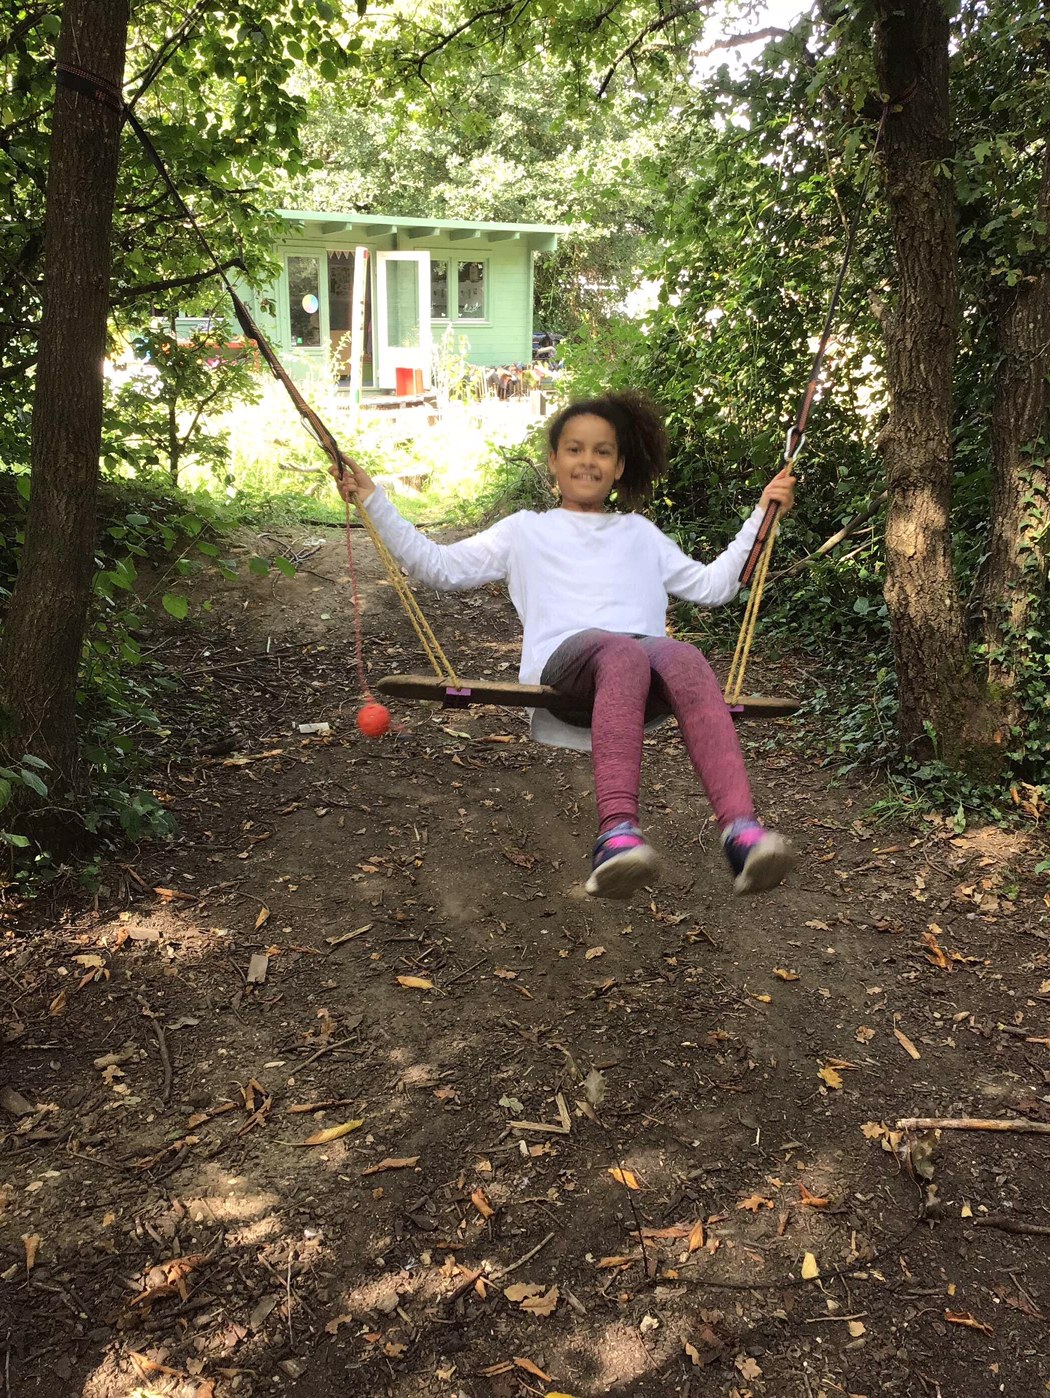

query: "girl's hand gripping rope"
xmin=759 ymin=465 xmax=797 ymax=516
xmin=328 ymin=457 xmax=376 ymax=507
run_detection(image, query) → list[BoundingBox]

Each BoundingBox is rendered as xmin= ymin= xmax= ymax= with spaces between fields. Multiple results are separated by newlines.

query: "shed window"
xmin=430 ymin=257 xmax=486 ymax=321
xmin=288 ymin=255 xmax=321 ymax=347
xmin=458 ymin=260 xmax=485 ymax=319
xmin=431 ymin=261 xmax=449 ymax=319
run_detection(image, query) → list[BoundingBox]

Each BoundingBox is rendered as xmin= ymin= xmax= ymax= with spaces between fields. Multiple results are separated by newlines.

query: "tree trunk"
xmin=873 ymin=0 xmax=999 ymax=768
xmin=0 ymin=0 xmax=130 ymax=828
xmin=974 ymin=147 xmax=1050 ymax=717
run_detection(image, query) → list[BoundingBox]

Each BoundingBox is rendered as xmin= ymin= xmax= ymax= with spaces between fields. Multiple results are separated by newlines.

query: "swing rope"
xmin=724 ymin=102 xmax=890 ymax=705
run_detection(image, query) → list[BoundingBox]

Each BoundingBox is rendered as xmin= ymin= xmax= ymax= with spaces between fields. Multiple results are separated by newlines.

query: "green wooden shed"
xmin=237 ymin=210 xmax=568 ymax=393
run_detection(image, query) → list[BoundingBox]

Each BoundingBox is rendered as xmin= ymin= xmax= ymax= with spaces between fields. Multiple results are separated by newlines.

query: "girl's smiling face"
xmin=549 ymin=413 xmax=624 ymax=512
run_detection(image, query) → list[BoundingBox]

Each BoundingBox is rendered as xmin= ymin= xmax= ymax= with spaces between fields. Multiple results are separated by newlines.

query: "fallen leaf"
xmin=848 ymin=1319 xmax=866 ymax=1337
xmin=801 ymin=1252 xmax=820 ymax=1280
xmin=471 ymin=1186 xmax=495 ymax=1219
xmin=893 ymin=1023 xmax=922 ymax=1060
xmin=520 ymin=1284 xmax=559 ymax=1315
xmin=585 ymin=946 xmax=606 ymax=960
xmin=607 ymin=1166 xmax=641 ymax=1190
xmin=504 ymin=1282 xmax=544 ymax=1302
xmin=773 ymin=967 xmax=800 ymax=981
xmin=819 ymin=1065 xmax=843 ymax=1089
xmin=130 ymin=1351 xmax=185 ymax=1378
xmin=860 ymin=1120 xmax=886 ymax=1139
xmin=805 ymin=919 xmax=830 ymax=930
xmin=513 ymin=1356 xmax=553 ymax=1381
xmin=493 ymin=968 xmax=518 ymax=980
xmin=152 ymin=886 xmax=197 ymax=901
xmin=736 ymin=1355 xmax=763 ymax=1380
xmin=799 ymin=1183 xmax=829 ymax=1208
xmin=855 ymin=1025 xmax=875 ymax=1042
xmin=254 ymin=905 xmax=271 ymax=931
xmin=396 ymin=975 xmax=434 ymax=991
xmin=596 ymin=1255 xmax=632 ymax=1269
xmin=48 ymin=989 xmax=68 ymax=1017
xmin=22 ymin=1234 xmax=40 ymax=1271
xmin=73 ymin=953 xmax=104 ymax=969
xmin=362 ymin=1156 xmax=419 ymax=1176
xmin=923 ymin=925 xmax=951 ymax=970
xmin=688 ymin=1220 xmax=705 ymax=1252
xmin=752 ymin=993 xmax=773 ymax=1004
xmin=945 ymin=1310 xmax=993 ymax=1337
xmin=737 ymin=1194 xmax=774 ymax=1212
xmin=297 ymin=1120 xmax=364 ymax=1146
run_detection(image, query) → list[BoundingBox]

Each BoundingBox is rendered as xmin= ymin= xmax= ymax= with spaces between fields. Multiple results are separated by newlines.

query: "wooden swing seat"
xmin=377 ymin=673 xmax=799 ymax=719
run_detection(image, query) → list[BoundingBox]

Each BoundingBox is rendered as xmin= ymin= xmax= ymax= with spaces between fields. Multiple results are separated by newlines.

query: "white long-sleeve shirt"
xmin=363 ymin=487 xmax=763 ymax=750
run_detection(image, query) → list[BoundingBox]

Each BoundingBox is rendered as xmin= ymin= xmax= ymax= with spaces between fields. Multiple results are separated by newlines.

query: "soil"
xmin=1 ymin=520 xmax=1048 ymax=1398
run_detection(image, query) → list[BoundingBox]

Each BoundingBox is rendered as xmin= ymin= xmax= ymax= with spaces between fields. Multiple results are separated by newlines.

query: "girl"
xmin=331 ymin=390 xmax=795 ymax=900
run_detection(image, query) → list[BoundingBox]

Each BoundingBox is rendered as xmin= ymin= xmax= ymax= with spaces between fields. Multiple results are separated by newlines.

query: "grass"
xmin=176 ymin=376 xmax=551 ymax=526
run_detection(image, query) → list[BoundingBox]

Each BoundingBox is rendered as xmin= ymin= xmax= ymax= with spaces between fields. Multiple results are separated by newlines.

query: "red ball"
xmin=356 ymin=702 xmax=391 ymax=738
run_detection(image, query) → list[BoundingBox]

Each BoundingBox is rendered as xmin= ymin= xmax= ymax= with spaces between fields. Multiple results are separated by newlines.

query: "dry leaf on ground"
xmin=297 ymin=1120 xmax=364 ymax=1146
xmin=362 ymin=1156 xmax=419 ymax=1176
xmin=585 ymin=946 xmax=606 ymax=960
xmin=773 ymin=967 xmax=800 ymax=981
xmin=799 ymin=1183 xmax=829 ymax=1207
xmin=819 ymin=1065 xmax=843 ymax=1089
xmin=687 ymin=1220 xmax=705 ymax=1252
xmin=736 ymin=1355 xmax=763 ymax=1380
xmin=513 ymin=1356 xmax=553 ymax=1381
xmin=945 ymin=1311 xmax=994 ymax=1336
xmin=855 ymin=1025 xmax=876 ymax=1042
xmin=894 ymin=1022 xmax=922 ymax=1059
xmin=607 ymin=1166 xmax=640 ymax=1190
xmin=801 ymin=1252 xmax=820 ymax=1279
xmin=471 ymin=1186 xmax=495 ymax=1219
xmin=520 ymin=1284 xmax=559 ymax=1316
xmin=396 ymin=975 xmax=434 ymax=991
xmin=504 ymin=1282 xmax=543 ymax=1302
xmin=737 ymin=1194 xmax=774 ymax=1212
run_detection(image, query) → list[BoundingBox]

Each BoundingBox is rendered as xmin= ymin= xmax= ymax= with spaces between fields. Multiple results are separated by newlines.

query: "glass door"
xmin=328 ymin=249 xmax=372 ymax=387
xmin=375 ymin=251 xmax=431 ymax=391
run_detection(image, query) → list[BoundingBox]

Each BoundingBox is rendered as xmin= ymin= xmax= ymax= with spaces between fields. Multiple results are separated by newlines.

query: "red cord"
xmin=344 ymin=499 xmax=373 ymax=703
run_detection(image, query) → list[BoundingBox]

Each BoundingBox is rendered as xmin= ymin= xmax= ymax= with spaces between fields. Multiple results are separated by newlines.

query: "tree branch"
xmin=694 ymin=25 xmax=789 ymax=59
xmin=769 ymin=490 xmax=888 ymax=582
xmin=596 ymin=1 xmax=712 ymax=98
xmin=110 ymin=260 xmax=244 ymax=305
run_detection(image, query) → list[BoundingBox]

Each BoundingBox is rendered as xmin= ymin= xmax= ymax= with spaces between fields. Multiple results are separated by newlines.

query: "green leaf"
xmin=162 ymin=593 xmax=190 ymax=619
xmin=2 ymin=832 xmax=30 ymax=849
xmin=19 ymin=754 xmax=50 ymax=770
xmin=249 ymin=556 xmax=270 ymax=576
xmin=19 ymin=769 xmax=48 ymax=797
xmin=274 ymin=556 xmax=297 ymax=578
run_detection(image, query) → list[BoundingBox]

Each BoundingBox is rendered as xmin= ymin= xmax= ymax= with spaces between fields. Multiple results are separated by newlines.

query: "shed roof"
xmin=276 ymin=209 xmax=570 ymax=240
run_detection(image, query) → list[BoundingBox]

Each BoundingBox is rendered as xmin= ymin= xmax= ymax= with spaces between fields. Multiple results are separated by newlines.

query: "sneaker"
xmin=585 ymin=822 xmax=661 ymax=900
xmin=722 ymin=819 xmax=795 ymax=895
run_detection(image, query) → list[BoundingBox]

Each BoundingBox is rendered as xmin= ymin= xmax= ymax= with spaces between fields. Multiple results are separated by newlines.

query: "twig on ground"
xmin=973 ymin=1216 xmax=1050 ymax=1238
xmin=138 ymin=1000 xmax=173 ymax=1102
xmin=897 ymin=1117 xmax=1050 ymax=1134
xmin=490 ymin=1231 xmax=557 ymax=1280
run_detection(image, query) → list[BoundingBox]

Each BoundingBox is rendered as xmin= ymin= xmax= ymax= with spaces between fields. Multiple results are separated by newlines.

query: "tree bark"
xmin=974 ymin=147 xmax=1050 ymax=716
xmin=873 ymin=0 xmax=998 ymax=766
xmin=0 ymin=0 xmax=130 ymax=825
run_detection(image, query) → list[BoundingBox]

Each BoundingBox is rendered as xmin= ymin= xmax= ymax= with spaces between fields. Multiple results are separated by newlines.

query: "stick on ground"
xmin=897 ymin=1117 xmax=1050 ymax=1134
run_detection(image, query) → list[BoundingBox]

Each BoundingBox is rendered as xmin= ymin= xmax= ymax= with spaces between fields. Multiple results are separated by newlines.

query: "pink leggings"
xmin=540 ymin=629 xmax=756 ymax=832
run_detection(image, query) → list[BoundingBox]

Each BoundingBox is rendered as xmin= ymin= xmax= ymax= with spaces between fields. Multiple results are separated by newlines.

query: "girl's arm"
xmin=330 ymin=459 xmax=512 ymax=590
xmin=659 ymin=468 xmax=796 ymax=606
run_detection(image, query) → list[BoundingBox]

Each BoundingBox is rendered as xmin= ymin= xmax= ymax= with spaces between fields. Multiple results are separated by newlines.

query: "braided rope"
xmin=348 ymin=498 xmax=460 ymax=688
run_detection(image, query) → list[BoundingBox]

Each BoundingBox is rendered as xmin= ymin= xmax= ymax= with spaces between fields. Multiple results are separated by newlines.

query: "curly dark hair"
xmin=547 ymin=390 xmax=668 ymax=508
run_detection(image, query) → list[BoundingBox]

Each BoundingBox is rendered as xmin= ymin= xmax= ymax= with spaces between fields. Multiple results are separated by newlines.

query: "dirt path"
xmin=2 ymin=522 xmax=1048 ymax=1398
